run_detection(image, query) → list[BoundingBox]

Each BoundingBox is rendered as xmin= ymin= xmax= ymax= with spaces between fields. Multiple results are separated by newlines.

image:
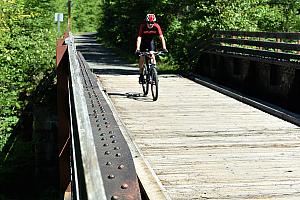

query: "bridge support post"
xmin=56 ymin=32 xmax=71 ymax=198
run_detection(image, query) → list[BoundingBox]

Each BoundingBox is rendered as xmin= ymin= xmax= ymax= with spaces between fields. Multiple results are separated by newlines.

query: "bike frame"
xmin=145 ymin=54 xmax=155 ymax=77
xmin=140 ymin=51 xmax=164 ymax=72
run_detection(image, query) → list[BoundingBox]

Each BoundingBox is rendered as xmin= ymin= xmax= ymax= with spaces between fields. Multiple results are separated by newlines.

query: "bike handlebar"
xmin=138 ymin=51 xmax=166 ymax=57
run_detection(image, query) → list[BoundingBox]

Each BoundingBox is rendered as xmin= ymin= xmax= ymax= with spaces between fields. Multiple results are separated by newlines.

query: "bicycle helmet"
xmin=146 ymin=14 xmax=156 ymax=23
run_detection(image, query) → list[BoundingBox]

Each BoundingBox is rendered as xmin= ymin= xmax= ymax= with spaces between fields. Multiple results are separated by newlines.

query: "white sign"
xmin=55 ymin=13 xmax=64 ymax=22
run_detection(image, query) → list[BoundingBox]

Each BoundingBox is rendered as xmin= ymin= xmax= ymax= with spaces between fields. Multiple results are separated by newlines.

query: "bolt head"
xmin=121 ymin=183 xmax=129 ymax=189
xmin=108 ymin=174 xmax=115 ymax=179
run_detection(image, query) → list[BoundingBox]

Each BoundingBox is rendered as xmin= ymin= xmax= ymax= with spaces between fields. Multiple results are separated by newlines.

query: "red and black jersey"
xmin=138 ymin=23 xmax=163 ymax=51
xmin=138 ymin=22 xmax=163 ymax=38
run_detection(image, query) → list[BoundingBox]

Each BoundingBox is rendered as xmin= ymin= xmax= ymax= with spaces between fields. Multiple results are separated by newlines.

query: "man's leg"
xmin=138 ymin=56 xmax=145 ymax=83
xmin=149 ymin=51 xmax=156 ymax=65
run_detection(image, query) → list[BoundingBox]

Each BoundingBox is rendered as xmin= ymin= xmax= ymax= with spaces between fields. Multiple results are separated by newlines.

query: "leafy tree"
xmin=72 ymin=0 xmax=102 ymax=32
xmin=97 ymin=0 xmax=300 ymax=69
xmin=0 ymin=0 xmax=57 ymax=150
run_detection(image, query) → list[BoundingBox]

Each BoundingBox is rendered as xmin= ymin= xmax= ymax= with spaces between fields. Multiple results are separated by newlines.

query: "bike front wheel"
xmin=151 ymin=68 xmax=158 ymax=101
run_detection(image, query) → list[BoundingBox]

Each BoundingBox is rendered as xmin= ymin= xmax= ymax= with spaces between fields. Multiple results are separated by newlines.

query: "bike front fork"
xmin=147 ymin=64 xmax=156 ymax=82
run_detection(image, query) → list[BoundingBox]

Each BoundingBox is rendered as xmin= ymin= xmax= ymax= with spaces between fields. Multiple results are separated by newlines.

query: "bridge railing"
xmin=194 ymin=30 xmax=300 ymax=113
xmin=56 ymin=33 xmax=142 ymax=200
xmin=209 ymin=30 xmax=300 ymax=67
xmin=66 ymin=35 xmax=107 ymax=199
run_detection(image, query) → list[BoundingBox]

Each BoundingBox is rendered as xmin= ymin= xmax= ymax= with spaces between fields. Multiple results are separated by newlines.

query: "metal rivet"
xmin=103 ymin=144 xmax=109 ymax=147
xmin=106 ymin=162 xmax=112 ymax=166
xmin=109 ymin=131 xmax=113 ymax=134
xmin=121 ymin=183 xmax=128 ymax=189
xmin=101 ymin=138 xmax=106 ymax=141
xmin=108 ymin=174 xmax=115 ymax=179
xmin=118 ymin=165 xmax=124 ymax=169
xmin=105 ymin=151 xmax=110 ymax=155
xmin=114 ymin=147 xmax=120 ymax=150
xmin=110 ymin=135 xmax=115 ymax=138
xmin=100 ymin=133 xmax=106 ymax=136
xmin=112 ymin=140 xmax=117 ymax=143
xmin=116 ymin=153 xmax=121 ymax=157
xmin=111 ymin=196 xmax=119 ymax=200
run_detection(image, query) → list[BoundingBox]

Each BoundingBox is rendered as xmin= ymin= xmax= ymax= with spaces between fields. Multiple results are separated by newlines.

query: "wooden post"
xmin=221 ymin=34 xmax=224 ymax=46
xmin=258 ymin=36 xmax=263 ymax=50
xmin=232 ymin=35 xmax=236 ymax=47
xmin=298 ymin=39 xmax=300 ymax=55
xmin=276 ymin=37 xmax=282 ymax=52
xmin=67 ymin=0 xmax=71 ymax=32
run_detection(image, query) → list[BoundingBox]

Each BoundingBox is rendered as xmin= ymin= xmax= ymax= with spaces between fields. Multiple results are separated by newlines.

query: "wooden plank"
xmin=97 ymin=74 xmax=300 ymax=200
xmin=209 ymin=45 xmax=300 ymax=61
xmin=213 ymin=37 xmax=300 ymax=51
xmin=205 ymin=51 xmax=300 ymax=69
xmin=214 ymin=30 xmax=300 ymax=40
xmin=97 ymin=77 xmax=172 ymax=200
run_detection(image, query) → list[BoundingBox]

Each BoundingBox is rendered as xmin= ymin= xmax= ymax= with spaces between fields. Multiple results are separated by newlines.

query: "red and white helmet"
xmin=146 ymin=14 xmax=156 ymax=23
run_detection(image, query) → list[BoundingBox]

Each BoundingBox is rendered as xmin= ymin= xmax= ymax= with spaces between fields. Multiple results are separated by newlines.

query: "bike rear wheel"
xmin=151 ymin=68 xmax=158 ymax=101
xmin=142 ymin=65 xmax=149 ymax=95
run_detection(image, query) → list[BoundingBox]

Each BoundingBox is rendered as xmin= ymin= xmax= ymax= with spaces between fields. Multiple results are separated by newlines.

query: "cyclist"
xmin=135 ymin=13 xmax=168 ymax=83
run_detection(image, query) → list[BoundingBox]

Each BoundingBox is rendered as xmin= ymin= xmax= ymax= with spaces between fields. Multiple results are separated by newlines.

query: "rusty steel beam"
xmin=56 ymin=32 xmax=71 ymax=197
xmin=76 ymin=51 xmax=142 ymax=200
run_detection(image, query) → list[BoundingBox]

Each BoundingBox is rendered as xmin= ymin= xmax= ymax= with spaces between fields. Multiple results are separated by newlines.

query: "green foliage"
xmin=97 ymin=0 xmax=300 ymax=70
xmin=52 ymin=0 xmax=102 ymax=33
xmin=73 ymin=0 xmax=102 ymax=32
xmin=0 ymin=0 xmax=57 ymax=151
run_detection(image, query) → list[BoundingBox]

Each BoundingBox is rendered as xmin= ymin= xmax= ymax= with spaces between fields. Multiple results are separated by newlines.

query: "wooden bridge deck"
xmin=75 ymin=33 xmax=300 ymax=200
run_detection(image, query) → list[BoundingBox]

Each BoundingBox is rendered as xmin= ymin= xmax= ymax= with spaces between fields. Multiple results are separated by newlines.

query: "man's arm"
xmin=155 ymin=23 xmax=167 ymax=50
xmin=136 ymin=36 xmax=142 ymax=50
xmin=159 ymin=35 xmax=167 ymax=50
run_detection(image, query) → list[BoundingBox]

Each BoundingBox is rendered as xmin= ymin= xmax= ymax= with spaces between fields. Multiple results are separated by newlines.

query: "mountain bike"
xmin=139 ymin=51 xmax=165 ymax=101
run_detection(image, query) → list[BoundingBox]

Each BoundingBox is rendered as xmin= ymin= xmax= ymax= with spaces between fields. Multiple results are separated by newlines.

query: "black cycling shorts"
xmin=140 ymin=40 xmax=155 ymax=51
